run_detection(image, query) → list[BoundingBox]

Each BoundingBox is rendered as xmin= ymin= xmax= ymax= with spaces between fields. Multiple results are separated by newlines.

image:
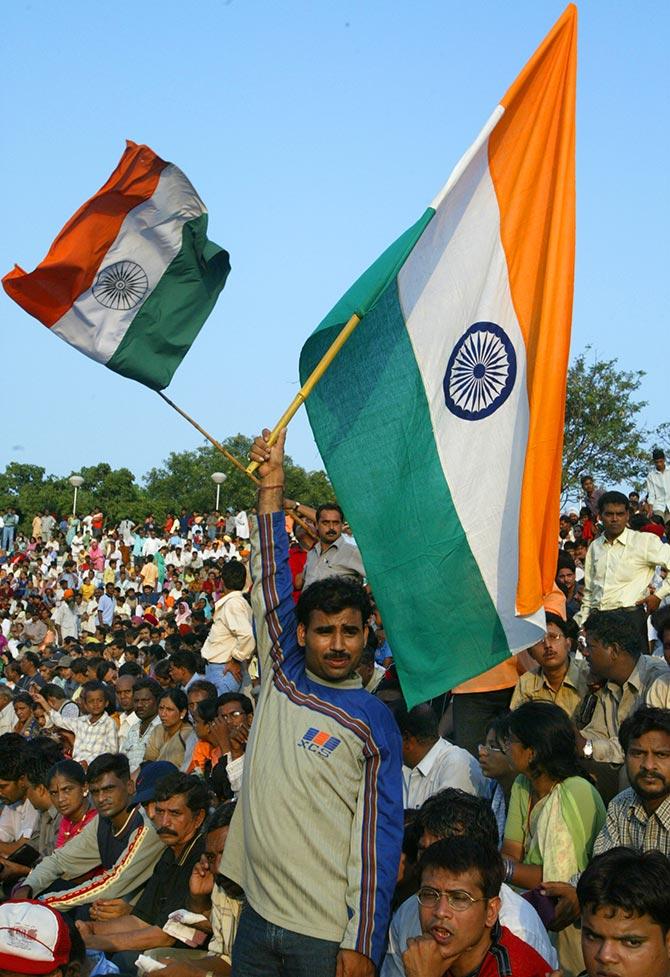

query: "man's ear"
xmin=485 ymin=895 xmax=501 ymax=928
xmin=296 ymin=622 xmax=306 ymax=648
xmin=127 ymin=777 xmax=136 ymax=797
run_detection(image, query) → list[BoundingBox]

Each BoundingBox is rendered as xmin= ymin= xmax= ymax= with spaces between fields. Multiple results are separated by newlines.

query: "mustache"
xmin=157 ymin=828 xmax=179 ymax=837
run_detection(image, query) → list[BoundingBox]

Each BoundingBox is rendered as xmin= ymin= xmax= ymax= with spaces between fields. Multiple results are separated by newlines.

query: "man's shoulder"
xmin=495 ymin=924 xmax=552 ymax=970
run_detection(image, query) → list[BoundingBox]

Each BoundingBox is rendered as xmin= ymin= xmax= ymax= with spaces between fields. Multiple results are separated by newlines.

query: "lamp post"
xmin=69 ymin=475 xmax=84 ymax=517
xmin=211 ymin=472 xmax=227 ymax=512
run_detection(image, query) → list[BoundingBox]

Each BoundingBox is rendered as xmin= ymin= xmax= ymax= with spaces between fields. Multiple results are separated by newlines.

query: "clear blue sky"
xmin=2 ymin=1 xmax=667 ymax=485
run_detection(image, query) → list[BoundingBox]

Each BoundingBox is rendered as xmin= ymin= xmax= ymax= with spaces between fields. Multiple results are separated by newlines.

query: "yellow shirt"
xmin=510 ymin=657 xmax=590 ymax=718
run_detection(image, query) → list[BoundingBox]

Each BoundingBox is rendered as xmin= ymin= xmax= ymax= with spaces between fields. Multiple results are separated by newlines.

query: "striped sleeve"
xmin=341 ymin=709 xmax=404 ymax=964
xmin=37 ymin=823 xmax=164 ymax=909
xmin=250 ymin=512 xmax=301 ymax=678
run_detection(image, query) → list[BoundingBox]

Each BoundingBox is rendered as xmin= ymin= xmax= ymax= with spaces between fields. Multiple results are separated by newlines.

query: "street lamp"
xmin=69 ymin=475 xmax=84 ymax=516
xmin=211 ymin=472 xmax=227 ymax=511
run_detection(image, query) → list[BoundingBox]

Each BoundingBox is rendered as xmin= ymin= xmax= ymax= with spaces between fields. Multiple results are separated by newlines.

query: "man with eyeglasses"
xmin=382 ymin=789 xmax=556 ymax=975
xmin=401 ymin=837 xmax=553 ymax=977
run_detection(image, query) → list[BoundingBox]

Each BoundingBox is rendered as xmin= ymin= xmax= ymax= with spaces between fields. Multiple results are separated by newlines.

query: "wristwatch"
xmin=293 ymin=502 xmax=301 ymax=511
xmin=582 ymin=739 xmax=593 ymax=758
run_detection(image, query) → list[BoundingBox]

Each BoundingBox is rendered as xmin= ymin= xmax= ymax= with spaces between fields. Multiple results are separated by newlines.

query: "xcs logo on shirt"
xmin=298 ymin=727 xmax=341 ymax=759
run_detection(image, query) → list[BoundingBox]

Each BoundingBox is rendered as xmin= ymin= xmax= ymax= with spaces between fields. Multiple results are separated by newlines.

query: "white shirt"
xmin=647 ymin=467 xmax=670 ymax=512
xmin=234 ymin=511 xmax=250 ymax=540
xmin=381 ymin=884 xmax=558 ymax=976
xmin=402 ymin=738 xmax=487 ymax=809
xmin=575 ymin=527 xmax=670 ymax=625
xmin=0 ymin=797 xmax=39 ymax=844
xmin=201 ymin=592 xmax=255 ymax=664
xmin=142 ymin=537 xmax=161 ymax=557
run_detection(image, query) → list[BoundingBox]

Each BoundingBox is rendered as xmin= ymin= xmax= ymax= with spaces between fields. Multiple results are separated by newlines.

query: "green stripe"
xmin=300 ymin=218 xmax=509 ymax=707
xmin=106 ymin=214 xmax=230 ymax=390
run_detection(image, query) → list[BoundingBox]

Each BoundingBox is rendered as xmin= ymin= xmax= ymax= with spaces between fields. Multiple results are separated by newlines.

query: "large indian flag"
xmin=300 ymin=6 xmax=577 ymax=706
xmin=2 ymin=142 xmax=230 ymax=391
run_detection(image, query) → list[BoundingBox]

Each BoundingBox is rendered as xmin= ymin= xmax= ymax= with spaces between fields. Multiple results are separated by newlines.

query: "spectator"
xmin=510 ymin=613 xmax=589 ymax=719
xmin=397 ymin=702 xmax=486 ymax=809
xmin=48 ymin=759 xmax=97 ymax=848
xmin=200 ymin=560 xmax=255 ymax=695
xmin=144 ymin=689 xmax=192 ymax=767
xmin=31 ymin=682 xmax=119 ymax=766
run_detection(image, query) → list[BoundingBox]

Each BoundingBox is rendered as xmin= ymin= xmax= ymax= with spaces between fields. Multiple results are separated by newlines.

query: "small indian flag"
xmin=300 ymin=6 xmax=577 ymax=706
xmin=2 ymin=141 xmax=230 ymax=391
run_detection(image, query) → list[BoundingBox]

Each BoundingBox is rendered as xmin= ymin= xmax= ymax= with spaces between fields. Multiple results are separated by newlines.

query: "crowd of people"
xmin=0 ymin=439 xmax=668 ymax=977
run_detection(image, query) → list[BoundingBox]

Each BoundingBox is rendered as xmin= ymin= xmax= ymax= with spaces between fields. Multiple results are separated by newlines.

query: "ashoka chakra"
xmin=92 ymin=260 xmax=149 ymax=310
xmin=443 ymin=322 xmax=517 ymax=420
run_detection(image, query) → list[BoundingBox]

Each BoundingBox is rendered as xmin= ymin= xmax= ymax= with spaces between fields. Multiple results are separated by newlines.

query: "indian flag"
xmin=2 ymin=141 xmax=230 ymax=391
xmin=300 ymin=6 xmax=576 ymax=706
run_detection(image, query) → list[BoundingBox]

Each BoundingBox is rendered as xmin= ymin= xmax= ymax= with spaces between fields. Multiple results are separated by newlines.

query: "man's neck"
xmin=639 ymin=789 xmax=670 ymax=816
xmin=411 ymin=738 xmax=439 ymax=768
xmin=449 ymin=929 xmax=493 ymax=977
xmin=611 ymin=657 xmax=636 ymax=687
xmin=170 ymin=827 xmax=200 ymax=860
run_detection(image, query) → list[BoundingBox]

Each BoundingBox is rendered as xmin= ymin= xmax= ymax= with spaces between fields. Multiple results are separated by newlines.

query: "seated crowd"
xmin=0 ymin=448 xmax=668 ymax=976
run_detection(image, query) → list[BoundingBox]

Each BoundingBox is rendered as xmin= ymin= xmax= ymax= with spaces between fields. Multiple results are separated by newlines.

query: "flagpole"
xmin=245 ymin=312 xmax=362 ymax=474
xmin=157 ymin=391 xmax=259 ymax=485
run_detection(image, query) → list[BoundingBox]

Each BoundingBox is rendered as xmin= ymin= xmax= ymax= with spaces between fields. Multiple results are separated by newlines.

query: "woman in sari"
xmin=502 ymin=701 xmax=606 ymax=976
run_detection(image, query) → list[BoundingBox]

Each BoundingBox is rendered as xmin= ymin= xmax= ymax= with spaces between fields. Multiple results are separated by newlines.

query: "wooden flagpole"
xmin=245 ymin=312 xmax=362 ymax=475
xmin=157 ymin=391 xmax=259 ymax=484
xmin=157 ymin=390 xmax=318 ymax=540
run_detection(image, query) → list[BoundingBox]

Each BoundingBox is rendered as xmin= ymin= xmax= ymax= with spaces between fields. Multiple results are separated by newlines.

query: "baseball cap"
xmin=134 ymin=761 xmax=178 ymax=806
xmin=0 ymin=900 xmax=71 ymax=974
xmin=56 ymin=656 xmax=73 ymax=668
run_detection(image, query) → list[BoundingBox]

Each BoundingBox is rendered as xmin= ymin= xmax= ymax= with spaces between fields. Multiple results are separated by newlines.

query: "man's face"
xmin=582 ymin=905 xmax=670 ymax=977
xmin=187 ymin=690 xmax=210 ymax=721
xmin=153 ymin=793 xmax=205 ymax=850
xmin=84 ymin=689 xmax=107 ymax=719
xmin=583 ymin=478 xmax=595 ymax=495
xmin=115 ymin=677 xmax=135 ymax=713
xmin=317 ymin=509 xmax=342 ymax=547
xmin=655 ymin=457 xmax=666 ymax=473
xmin=205 ymin=825 xmax=229 ymax=877
xmin=297 ymin=608 xmax=368 ymax=682
xmin=133 ymin=687 xmax=159 ymax=721
xmin=88 ymin=773 xmax=132 ymax=819
xmin=0 ymin=776 xmax=26 ymax=805
xmin=626 ymin=731 xmax=670 ymax=805
xmin=19 ymin=657 xmax=33 ymax=675
xmin=418 ymin=865 xmax=499 ymax=959
xmin=601 ymin=503 xmax=629 ymax=540
xmin=584 ymin=634 xmax=616 ymax=681
xmin=217 ymin=699 xmax=250 ymax=737
xmin=557 ymin=567 xmax=576 ymax=591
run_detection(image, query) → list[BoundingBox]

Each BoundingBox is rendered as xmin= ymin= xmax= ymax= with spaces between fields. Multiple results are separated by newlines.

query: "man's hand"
xmin=230 ymin=725 xmax=249 ymax=759
xmin=89 ymin=898 xmax=131 ymax=920
xmin=223 ymin=660 xmax=243 ymax=684
xmin=250 ymin=429 xmax=286 ymax=485
xmin=0 ymin=857 xmax=29 ymax=881
xmin=335 ymin=948 xmax=375 ymax=977
xmin=401 ymin=936 xmax=456 ymax=977
xmin=637 ymin=593 xmax=661 ymax=614
xmin=209 ymin=716 xmax=232 ymax=754
xmin=190 ymin=853 xmax=215 ymax=899
xmin=540 ymin=881 xmax=580 ymax=931
xmin=10 ymin=885 xmax=32 ymax=900
xmin=75 ymin=920 xmax=96 ymax=938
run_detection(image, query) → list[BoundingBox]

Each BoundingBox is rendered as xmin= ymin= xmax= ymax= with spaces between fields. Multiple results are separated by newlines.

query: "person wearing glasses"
xmin=400 ymin=837 xmax=553 ymax=977
xmin=509 ymin=614 xmax=589 ymax=721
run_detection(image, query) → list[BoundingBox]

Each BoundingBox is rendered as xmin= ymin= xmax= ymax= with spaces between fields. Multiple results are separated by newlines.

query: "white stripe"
xmin=51 ymin=164 xmax=205 ymax=364
xmin=398 ymin=107 xmax=545 ymax=652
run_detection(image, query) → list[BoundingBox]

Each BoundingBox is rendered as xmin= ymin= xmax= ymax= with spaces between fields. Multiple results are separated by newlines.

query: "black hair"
xmin=484 ymin=711 xmax=512 ymax=745
xmin=21 ymin=651 xmax=40 ymax=668
xmin=598 ymin=490 xmax=630 ymax=513
xmin=154 ymin=659 xmax=172 ymax=680
xmin=118 ymin=661 xmax=144 ymax=678
xmin=71 ymin=656 xmax=90 ymax=677
xmin=21 ymin=739 xmax=64 ymax=787
xmin=296 ymin=575 xmax=371 ymax=629
xmin=47 ymin=759 xmax=87 ymax=787
xmin=206 ymin=799 xmax=237 ymax=832
xmin=419 ymin=836 xmax=503 ymax=900
xmin=195 ymin=698 xmax=218 ymax=724
xmin=619 ymin=706 xmax=670 ymax=753
xmin=96 ymin=661 xmax=116 ymax=682
xmin=86 ymin=752 xmax=131 ymax=784
xmin=145 ymin=643 xmax=167 ymax=662
xmin=133 ymin=677 xmax=163 ymax=701
xmin=358 ymin=646 xmax=376 ymax=668
xmin=216 ymin=691 xmax=254 ymax=716
xmin=577 ymin=847 xmax=670 ymax=934
xmin=419 ymin=788 xmax=499 ymax=848
xmin=159 ymin=687 xmax=189 ymax=714
xmin=220 ymin=560 xmax=246 ymax=591
xmin=508 ymin=701 xmax=587 ymax=782
xmin=153 ymin=771 xmax=209 ymax=814
xmin=315 ymin=502 xmax=344 ymax=522
xmin=13 ymin=691 xmax=36 ymax=711
xmin=169 ymin=650 xmax=198 ymax=674
xmin=394 ymin=702 xmax=439 ymax=744
xmin=81 ymin=680 xmax=111 ymax=704
xmin=188 ymin=679 xmax=218 ymax=701
xmin=580 ymin=474 xmax=595 ymax=487
xmin=583 ymin=609 xmax=642 ymax=661
xmin=41 ymin=683 xmax=67 ymax=702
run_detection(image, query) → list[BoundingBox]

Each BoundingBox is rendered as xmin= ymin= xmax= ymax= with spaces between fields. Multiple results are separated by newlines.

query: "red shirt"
xmin=445 ymin=924 xmax=551 ymax=976
xmin=288 ymin=544 xmax=308 ymax=603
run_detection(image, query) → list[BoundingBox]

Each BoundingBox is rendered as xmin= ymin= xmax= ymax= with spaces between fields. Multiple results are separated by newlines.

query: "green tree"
xmin=562 ymin=349 xmax=650 ymax=502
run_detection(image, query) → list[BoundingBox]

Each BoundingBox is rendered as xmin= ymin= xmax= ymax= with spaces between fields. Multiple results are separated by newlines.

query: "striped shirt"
xmin=593 ymin=788 xmax=670 ymax=856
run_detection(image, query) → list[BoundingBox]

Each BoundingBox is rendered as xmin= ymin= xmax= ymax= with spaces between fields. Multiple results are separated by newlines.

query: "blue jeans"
xmin=232 ymin=904 xmax=340 ymax=977
xmin=205 ymin=662 xmax=241 ymax=695
xmin=1 ymin=527 xmax=14 ymax=553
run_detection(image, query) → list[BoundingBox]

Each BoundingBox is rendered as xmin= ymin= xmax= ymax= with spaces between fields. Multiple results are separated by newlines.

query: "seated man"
xmin=0 ymin=734 xmax=39 ymax=857
xmin=577 ymin=846 xmax=670 ymax=977
xmin=78 ymin=772 xmax=208 ymax=970
xmin=12 ymin=753 xmax=164 ymax=910
xmin=396 ymin=703 xmax=486 ymax=808
xmin=400 ymin=837 xmax=552 ymax=976
xmin=382 ymin=789 xmax=556 ymax=974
